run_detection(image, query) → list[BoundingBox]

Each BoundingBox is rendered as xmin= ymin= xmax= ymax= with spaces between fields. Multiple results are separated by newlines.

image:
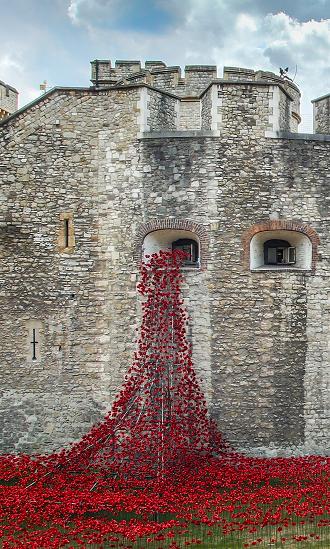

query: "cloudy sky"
xmin=2 ymin=0 xmax=330 ymax=132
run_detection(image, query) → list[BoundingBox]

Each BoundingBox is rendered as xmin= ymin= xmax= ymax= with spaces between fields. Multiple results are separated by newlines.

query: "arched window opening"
xmin=143 ymin=229 xmax=200 ymax=269
xmin=250 ymin=230 xmax=312 ymax=271
xmin=264 ymin=239 xmax=296 ymax=265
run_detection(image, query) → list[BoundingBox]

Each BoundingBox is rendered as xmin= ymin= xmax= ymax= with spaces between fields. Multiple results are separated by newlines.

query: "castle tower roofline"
xmin=0 ymin=79 xmax=18 ymax=94
xmin=200 ymin=77 xmax=298 ymax=101
xmin=312 ymin=92 xmax=330 ymax=103
xmin=0 ymin=79 xmax=18 ymax=121
xmin=185 ymin=65 xmax=217 ymax=72
xmin=0 ymin=83 xmax=181 ymax=128
xmin=223 ymin=66 xmax=300 ymax=96
xmin=90 ymin=59 xmax=218 ymax=96
xmin=145 ymin=61 xmax=166 ymax=69
xmin=90 ymin=59 xmax=300 ymax=104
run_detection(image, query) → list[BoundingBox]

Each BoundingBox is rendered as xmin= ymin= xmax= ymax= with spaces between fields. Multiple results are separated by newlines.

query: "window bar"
xmin=64 ymin=219 xmax=70 ymax=248
xmin=31 ymin=329 xmax=38 ymax=360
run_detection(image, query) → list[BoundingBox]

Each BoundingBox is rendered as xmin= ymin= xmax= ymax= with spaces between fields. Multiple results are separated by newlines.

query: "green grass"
xmin=2 ymin=513 xmax=330 ymax=548
xmin=59 ymin=513 xmax=330 ymax=548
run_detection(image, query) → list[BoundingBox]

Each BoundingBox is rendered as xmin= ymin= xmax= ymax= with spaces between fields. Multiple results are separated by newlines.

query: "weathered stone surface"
xmin=313 ymin=94 xmax=330 ymax=134
xmin=0 ymin=61 xmax=329 ymax=457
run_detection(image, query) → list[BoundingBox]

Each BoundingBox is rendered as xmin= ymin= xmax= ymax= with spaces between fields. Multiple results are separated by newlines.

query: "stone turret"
xmin=223 ymin=66 xmax=301 ymax=132
xmin=312 ymin=93 xmax=330 ymax=134
xmin=0 ymin=80 xmax=18 ymax=120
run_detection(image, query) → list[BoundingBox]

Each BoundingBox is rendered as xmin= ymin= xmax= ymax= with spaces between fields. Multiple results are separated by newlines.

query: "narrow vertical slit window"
xmin=64 ymin=218 xmax=70 ymax=248
xmin=58 ymin=212 xmax=75 ymax=252
xmin=31 ymin=328 xmax=38 ymax=360
xmin=26 ymin=321 xmax=42 ymax=363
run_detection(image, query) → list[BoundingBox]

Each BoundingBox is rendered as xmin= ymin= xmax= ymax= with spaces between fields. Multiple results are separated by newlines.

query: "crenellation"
xmin=89 ymin=60 xmax=301 ymax=133
xmin=114 ymin=60 xmax=142 ymax=77
xmin=148 ymin=66 xmax=182 ymax=92
xmin=184 ymin=65 xmax=217 ymax=96
xmin=145 ymin=61 xmax=166 ymax=70
xmin=90 ymin=60 xmax=116 ymax=85
xmin=223 ymin=66 xmax=256 ymax=81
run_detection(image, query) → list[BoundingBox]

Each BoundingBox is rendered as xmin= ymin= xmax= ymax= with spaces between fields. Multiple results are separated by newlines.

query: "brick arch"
xmin=134 ymin=218 xmax=210 ymax=268
xmin=242 ymin=220 xmax=320 ymax=272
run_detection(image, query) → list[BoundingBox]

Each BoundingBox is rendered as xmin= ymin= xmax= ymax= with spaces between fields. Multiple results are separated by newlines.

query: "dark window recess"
xmin=264 ymin=239 xmax=296 ymax=265
xmin=172 ymin=239 xmax=199 ymax=266
xmin=64 ymin=219 xmax=70 ymax=248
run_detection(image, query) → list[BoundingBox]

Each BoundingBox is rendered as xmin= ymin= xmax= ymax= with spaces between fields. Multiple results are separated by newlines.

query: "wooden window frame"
xmin=172 ymin=238 xmax=199 ymax=267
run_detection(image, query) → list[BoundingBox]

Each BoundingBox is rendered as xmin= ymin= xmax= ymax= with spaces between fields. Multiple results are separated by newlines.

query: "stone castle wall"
xmin=0 ymin=62 xmax=329 ymax=456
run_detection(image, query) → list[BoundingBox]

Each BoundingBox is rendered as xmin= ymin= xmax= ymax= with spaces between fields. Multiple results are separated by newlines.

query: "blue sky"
xmin=2 ymin=0 xmax=330 ymax=131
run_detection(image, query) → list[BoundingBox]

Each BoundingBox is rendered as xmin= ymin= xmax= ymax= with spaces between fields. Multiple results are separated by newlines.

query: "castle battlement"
xmin=0 ymin=80 xmax=18 ymax=120
xmin=90 ymin=59 xmax=301 ymax=133
xmin=90 ymin=59 xmax=217 ymax=97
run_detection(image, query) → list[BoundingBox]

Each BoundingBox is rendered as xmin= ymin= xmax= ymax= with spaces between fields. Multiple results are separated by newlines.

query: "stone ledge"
xmin=201 ymin=79 xmax=296 ymax=100
xmin=139 ymin=130 xmax=220 ymax=139
xmin=312 ymin=92 xmax=330 ymax=103
xmin=0 ymin=79 xmax=18 ymax=93
xmin=265 ymin=130 xmax=330 ymax=141
xmin=251 ymin=267 xmax=312 ymax=273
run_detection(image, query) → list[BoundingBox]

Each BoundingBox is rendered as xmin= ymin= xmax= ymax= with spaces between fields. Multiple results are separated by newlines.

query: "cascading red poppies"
xmin=55 ymin=249 xmax=227 ymax=481
xmin=0 ymin=250 xmax=329 ymax=548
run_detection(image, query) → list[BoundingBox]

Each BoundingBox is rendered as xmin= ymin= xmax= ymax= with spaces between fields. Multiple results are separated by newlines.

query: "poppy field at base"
xmin=0 ymin=251 xmax=329 ymax=548
xmin=1 ymin=452 xmax=330 ymax=548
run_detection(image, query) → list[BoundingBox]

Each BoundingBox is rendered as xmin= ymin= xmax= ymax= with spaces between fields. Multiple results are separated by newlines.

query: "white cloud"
xmin=261 ymin=14 xmax=330 ymax=127
xmin=0 ymin=54 xmax=23 ymax=75
xmin=67 ymin=0 xmax=82 ymax=24
xmin=1 ymin=0 xmax=330 ymax=131
xmin=65 ymin=2 xmax=330 ymax=130
xmin=236 ymin=14 xmax=258 ymax=32
xmin=67 ymin=0 xmax=127 ymax=27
